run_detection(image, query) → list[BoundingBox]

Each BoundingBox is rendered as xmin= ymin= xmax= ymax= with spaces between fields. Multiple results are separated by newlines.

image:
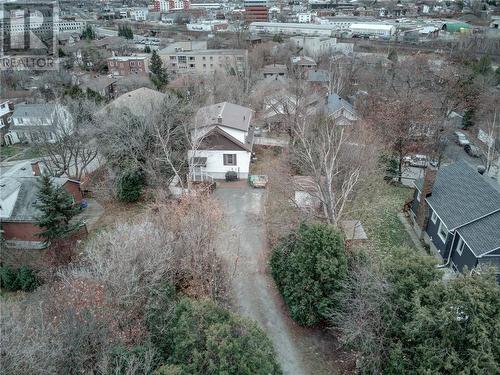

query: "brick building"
xmin=244 ymin=0 xmax=268 ymax=22
xmin=107 ymin=56 xmax=148 ymax=76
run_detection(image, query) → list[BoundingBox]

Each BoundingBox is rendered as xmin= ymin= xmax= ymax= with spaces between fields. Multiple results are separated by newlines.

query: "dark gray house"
xmin=410 ymin=160 xmax=500 ymax=279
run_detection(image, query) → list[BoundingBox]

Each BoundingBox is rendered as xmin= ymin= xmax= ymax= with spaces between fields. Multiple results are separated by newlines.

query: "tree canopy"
xmin=270 ymin=222 xmax=347 ymax=326
xmin=36 ymin=173 xmax=81 ymax=242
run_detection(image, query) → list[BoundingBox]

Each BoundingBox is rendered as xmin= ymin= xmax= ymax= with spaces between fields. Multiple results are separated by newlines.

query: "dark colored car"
xmin=464 ymin=144 xmax=481 ymax=158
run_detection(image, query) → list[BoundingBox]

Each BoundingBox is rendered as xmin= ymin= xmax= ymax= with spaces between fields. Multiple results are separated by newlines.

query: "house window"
xmin=223 ymin=154 xmax=237 ymax=166
xmin=456 ymin=236 xmax=465 ymax=256
xmin=438 ymin=221 xmax=448 ymax=243
xmin=431 ymin=211 xmax=437 ymax=224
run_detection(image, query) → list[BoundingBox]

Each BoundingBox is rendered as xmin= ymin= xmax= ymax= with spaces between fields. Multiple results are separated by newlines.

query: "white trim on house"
xmin=437 ymin=220 xmax=448 ymax=243
xmin=456 ymin=235 xmax=465 ymax=256
xmin=431 ymin=210 xmax=437 ymax=224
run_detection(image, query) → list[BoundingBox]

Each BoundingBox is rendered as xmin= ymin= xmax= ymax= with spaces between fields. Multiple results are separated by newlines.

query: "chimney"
xmin=31 ymin=161 xmax=41 ymax=176
xmin=217 ymin=115 xmax=222 ymax=124
xmin=415 ymin=167 xmax=438 ymax=231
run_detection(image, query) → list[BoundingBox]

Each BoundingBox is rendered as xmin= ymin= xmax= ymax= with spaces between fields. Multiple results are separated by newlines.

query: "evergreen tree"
xmin=36 ymin=173 xmax=81 ymax=243
xmin=144 ymin=45 xmax=151 ymax=53
xmin=149 ymin=50 xmax=168 ymax=89
xmin=81 ymin=25 xmax=96 ymax=40
xmin=462 ymin=107 xmax=475 ymax=129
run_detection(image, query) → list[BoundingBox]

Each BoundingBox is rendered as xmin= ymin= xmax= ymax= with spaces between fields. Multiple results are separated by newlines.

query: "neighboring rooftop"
xmin=102 ymin=87 xmax=166 ymax=117
xmin=11 ymin=103 xmax=55 ymax=119
xmin=193 ymin=102 xmax=253 ymax=131
xmin=415 ymin=160 xmax=500 ymax=230
xmin=158 ymin=40 xmax=208 ymax=54
xmin=456 ymin=211 xmax=500 ymax=256
xmin=326 ymin=94 xmax=355 ymax=115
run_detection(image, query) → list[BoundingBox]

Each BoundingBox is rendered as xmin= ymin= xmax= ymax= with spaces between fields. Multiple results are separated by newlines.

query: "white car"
xmin=454 ymin=131 xmax=470 ymax=147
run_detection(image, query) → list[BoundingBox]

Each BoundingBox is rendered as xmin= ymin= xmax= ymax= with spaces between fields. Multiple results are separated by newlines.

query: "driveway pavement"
xmin=214 ymin=183 xmax=307 ymax=375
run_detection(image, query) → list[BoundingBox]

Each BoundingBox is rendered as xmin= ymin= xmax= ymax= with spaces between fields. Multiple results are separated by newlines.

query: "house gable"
xmin=198 ymin=127 xmax=251 ymax=152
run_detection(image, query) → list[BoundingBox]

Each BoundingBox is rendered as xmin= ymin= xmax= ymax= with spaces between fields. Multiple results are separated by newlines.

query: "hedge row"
xmin=0 ymin=266 xmax=38 ymax=292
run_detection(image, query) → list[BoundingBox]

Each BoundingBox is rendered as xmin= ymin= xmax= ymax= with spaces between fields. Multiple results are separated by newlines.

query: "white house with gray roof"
xmin=325 ymin=94 xmax=358 ymax=126
xmin=410 ymin=160 xmax=500 ymax=281
xmin=9 ymin=103 xmax=72 ymax=144
xmin=189 ymin=102 xmax=255 ymax=180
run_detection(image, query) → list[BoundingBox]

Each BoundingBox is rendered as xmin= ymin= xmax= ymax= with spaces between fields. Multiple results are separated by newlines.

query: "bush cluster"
xmin=116 ymin=169 xmax=145 ymax=202
xmin=270 ymin=222 xmax=347 ymax=326
xmin=147 ymin=285 xmax=282 ymax=375
xmin=0 ymin=266 xmax=38 ymax=292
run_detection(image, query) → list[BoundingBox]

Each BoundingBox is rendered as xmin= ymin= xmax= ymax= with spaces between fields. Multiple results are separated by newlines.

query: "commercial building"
xmin=186 ymin=20 xmax=229 ymax=32
xmin=107 ymin=56 xmax=148 ymax=76
xmin=290 ymin=36 xmax=353 ymax=57
xmin=244 ymin=0 xmax=269 ymax=22
xmin=350 ymin=23 xmax=396 ymax=37
xmin=249 ymin=22 xmax=336 ymax=36
xmin=154 ymin=0 xmax=190 ymax=12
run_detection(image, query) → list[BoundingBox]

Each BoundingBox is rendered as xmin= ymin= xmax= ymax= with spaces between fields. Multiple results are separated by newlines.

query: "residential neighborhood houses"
xmin=1 ymin=1 xmax=500 ymax=374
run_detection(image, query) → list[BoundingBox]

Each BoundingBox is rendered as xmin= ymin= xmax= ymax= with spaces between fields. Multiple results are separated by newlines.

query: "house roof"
xmin=340 ymin=220 xmax=368 ymax=241
xmin=457 ymin=211 xmax=500 ymax=256
xmin=3 ymin=176 xmax=75 ymax=221
xmin=12 ymin=103 xmax=55 ymax=120
xmin=261 ymin=64 xmax=287 ymax=74
xmin=291 ymin=56 xmax=317 ymax=66
xmin=415 ymin=160 xmax=500 ymax=230
xmin=193 ymin=102 xmax=253 ymax=132
xmin=307 ymin=69 xmax=329 ymax=83
xmin=326 ymin=94 xmax=355 ymax=116
xmin=102 ymin=87 xmax=165 ymax=117
xmin=198 ymin=126 xmax=252 ymax=152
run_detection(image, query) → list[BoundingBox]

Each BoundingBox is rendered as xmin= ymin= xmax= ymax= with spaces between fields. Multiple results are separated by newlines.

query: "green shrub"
xmin=225 ymin=170 xmax=238 ymax=181
xmin=0 ymin=266 xmax=38 ymax=292
xmin=16 ymin=266 xmax=38 ymax=292
xmin=116 ymin=169 xmax=145 ymax=202
xmin=270 ymin=222 xmax=347 ymax=326
xmin=147 ymin=295 xmax=281 ymax=374
xmin=0 ymin=265 xmax=19 ymax=291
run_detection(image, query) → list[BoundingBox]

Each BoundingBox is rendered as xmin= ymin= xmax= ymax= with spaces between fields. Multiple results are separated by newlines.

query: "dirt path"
xmin=214 ymin=182 xmax=355 ymax=374
xmin=215 ymin=182 xmax=307 ymax=374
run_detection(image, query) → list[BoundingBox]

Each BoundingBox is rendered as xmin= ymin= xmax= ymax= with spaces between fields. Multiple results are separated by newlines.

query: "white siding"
xmin=188 ymin=149 xmax=251 ymax=179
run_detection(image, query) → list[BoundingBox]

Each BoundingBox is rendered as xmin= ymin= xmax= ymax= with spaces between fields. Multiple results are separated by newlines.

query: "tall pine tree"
xmin=150 ymin=50 xmax=168 ymax=89
xmin=36 ymin=173 xmax=81 ymax=243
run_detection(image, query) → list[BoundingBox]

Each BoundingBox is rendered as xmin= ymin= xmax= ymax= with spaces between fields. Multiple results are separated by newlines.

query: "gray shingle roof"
xmin=457 ymin=211 xmax=500 ymax=256
xmin=193 ymin=102 xmax=253 ymax=131
xmin=415 ymin=160 xmax=500 ymax=230
xmin=326 ymin=94 xmax=355 ymax=116
xmin=12 ymin=103 xmax=55 ymax=120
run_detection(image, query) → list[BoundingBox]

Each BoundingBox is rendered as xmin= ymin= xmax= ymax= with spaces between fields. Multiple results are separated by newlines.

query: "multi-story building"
xmin=155 ymin=0 xmax=190 ymax=12
xmin=129 ymin=7 xmax=149 ymax=21
xmin=244 ymin=0 xmax=268 ymax=22
xmin=159 ymin=43 xmax=248 ymax=76
xmin=290 ymin=36 xmax=353 ymax=58
xmin=107 ymin=56 xmax=148 ymax=76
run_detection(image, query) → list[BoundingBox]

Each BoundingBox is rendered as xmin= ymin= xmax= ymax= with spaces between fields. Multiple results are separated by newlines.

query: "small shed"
xmin=293 ymin=176 xmax=321 ymax=210
xmin=340 ymin=220 xmax=368 ymax=242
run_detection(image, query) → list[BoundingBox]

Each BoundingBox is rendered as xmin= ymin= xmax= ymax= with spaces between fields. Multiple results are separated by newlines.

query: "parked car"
xmin=464 ymin=144 xmax=481 ymax=158
xmin=403 ymin=154 xmax=428 ymax=168
xmin=454 ymin=131 xmax=470 ymax=147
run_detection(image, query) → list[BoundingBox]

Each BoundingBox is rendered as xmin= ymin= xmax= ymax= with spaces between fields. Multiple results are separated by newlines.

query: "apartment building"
xmin=244 ymin=0 xmax=268 ymax=22
xmin=107 ymin=56 xmax=148 ymax=76
xmin=159 ymin=41 xmax=247 ymax=76
xmin=162 ymin=49 xmax=248 ymax=76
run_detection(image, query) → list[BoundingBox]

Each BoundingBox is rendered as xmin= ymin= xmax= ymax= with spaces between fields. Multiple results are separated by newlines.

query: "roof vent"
xmin=477 ymin=165 xmax=486 ymax=175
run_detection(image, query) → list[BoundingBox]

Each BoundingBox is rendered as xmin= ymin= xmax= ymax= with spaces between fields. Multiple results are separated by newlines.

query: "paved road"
xmin=214 ymin=182 xmax=307 ymax=375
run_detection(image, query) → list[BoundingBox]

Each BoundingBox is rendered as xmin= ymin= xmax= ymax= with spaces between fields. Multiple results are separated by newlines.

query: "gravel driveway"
xmin=214 ymin=182 xmax=307 ymax=375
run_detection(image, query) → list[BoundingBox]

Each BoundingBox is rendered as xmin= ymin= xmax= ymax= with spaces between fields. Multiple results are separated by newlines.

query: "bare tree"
xmin=477 ymin=91 xmax=500 ymax=173
xmin=35 ymin=99 xmax=100 ymax=180
xmin=292 ymin=113 xmax=376 ymax=225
